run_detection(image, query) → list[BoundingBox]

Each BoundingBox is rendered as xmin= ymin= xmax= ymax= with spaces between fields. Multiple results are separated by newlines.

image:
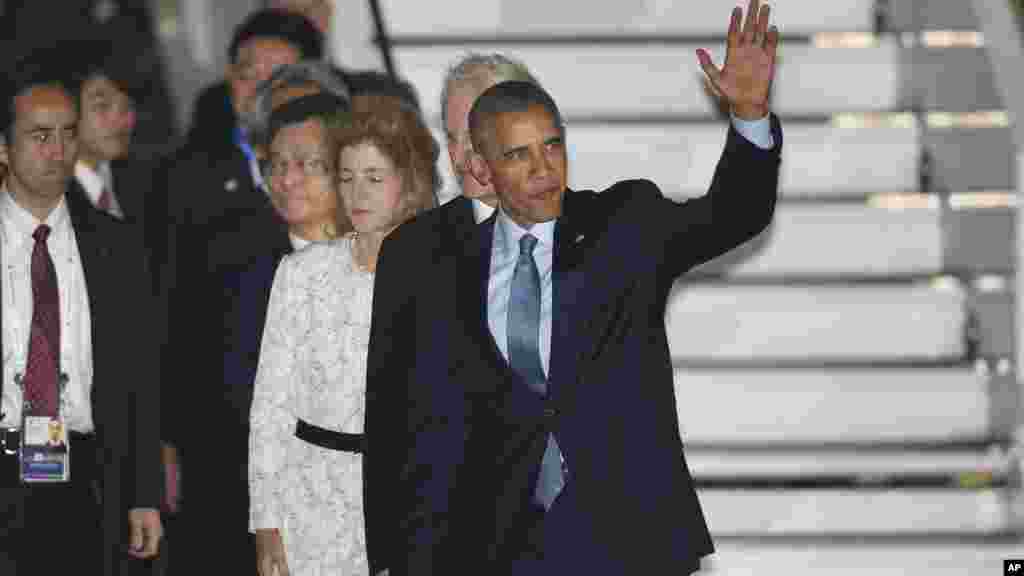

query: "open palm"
xmin=697 ymin=0 xmax=779 ymax=120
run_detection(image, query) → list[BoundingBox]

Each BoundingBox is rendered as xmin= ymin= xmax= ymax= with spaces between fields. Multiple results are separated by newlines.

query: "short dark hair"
xmin=265 ymin=92 xmax=349 ymax=152
xmin=70 ymin=37 xmax=147 ymax=105
xmin=1 ymin=46 xmax=79 ymax=141
xmin=228 ymin=9 xmax=323 ymax=65
xmin=343 ymin=70 xmax=422 ymax=115
xmin=468 ymin=80 xmax=564 ymax=159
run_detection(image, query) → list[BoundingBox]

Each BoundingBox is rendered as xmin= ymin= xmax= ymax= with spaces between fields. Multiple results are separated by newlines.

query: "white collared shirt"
xmin=472 ymin=198 xmax=496 ymax=224
xmin=289 ymin=233 xmax=311 ymax=252
xmin=75 ymin=160 xmax=123 ymax=219
xmin=487 ymin=211 xmax=555 ymax=377
xmin=1 ymin=187 xmax=94 ymax=432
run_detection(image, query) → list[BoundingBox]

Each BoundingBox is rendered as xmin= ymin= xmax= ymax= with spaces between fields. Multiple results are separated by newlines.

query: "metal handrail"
xmin=367 ymin=0 xmax=396 ymax=77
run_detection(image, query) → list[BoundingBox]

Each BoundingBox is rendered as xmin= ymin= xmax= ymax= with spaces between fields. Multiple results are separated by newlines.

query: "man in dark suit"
xmin=67 ymin=39 xmax=161 ymax=284
xmin=361 ymin=52 xmax=538 ymax=575
xmin=0 ymin=49 xmax=161 ymax=574
xmin=367 ymin=2 xmax=780 ymax=573
xmin=159 ymin=9 xmax=323 ymax=574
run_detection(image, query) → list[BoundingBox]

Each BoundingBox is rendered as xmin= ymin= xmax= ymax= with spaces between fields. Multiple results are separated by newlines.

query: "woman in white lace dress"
xmin=249 ymin=94 xmax=438 ymax=576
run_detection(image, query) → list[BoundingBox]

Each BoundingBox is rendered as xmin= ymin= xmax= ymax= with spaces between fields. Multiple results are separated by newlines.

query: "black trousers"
xmin=0 ymin=434 xmax=103 ymax=575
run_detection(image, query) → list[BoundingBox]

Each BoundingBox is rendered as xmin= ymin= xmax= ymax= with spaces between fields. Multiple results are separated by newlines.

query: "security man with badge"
xmin=0 ymin=48 xmax=162 ymax=574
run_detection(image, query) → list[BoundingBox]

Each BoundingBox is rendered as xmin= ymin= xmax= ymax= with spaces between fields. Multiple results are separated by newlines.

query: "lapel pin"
xmin=225 ymin=179 xmax=238 ymax=192
xmin=575 ymin=234 xmax=585 ymax=244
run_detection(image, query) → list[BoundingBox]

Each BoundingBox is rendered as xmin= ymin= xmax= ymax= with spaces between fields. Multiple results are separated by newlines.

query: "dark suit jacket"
xmin=366 ymin=117 xmax=782 ymax=575
xmin=70 ymin=157 xmax=161 ymax=288
xmin=159 ymin=137 xmax=288 ymax=573
xmin=0 ymin=189 xmax=161 ymax=575
xmin=220 ymin=242 xmax=292 ymax=433
xmin=364 ymin=195 xmax=477 ymax=574
xmin=161 ymin=141 xmax=287 ymax=446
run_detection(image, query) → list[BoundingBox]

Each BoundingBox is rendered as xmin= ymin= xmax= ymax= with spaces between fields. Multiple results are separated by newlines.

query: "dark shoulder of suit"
xmin=383 ymin=195 xmax=475 ymax=259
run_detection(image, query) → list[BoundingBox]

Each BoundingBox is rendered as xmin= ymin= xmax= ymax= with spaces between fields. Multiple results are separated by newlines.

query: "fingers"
xmin=755 ymin=3 xmax=771 ymax=45
xmin=142 ymin=518 xmax=162 ymax=558
xmin=742 ymin=0 xmax=759 ymax=43
xmin=129 ymin=518 xmax=144 ymax=555
xmin=696 ymin=48 xmax=723 ymax=89
xmin=127 ymin=512 xmax=162 ymax=558
xmin=727 ymin=6 xmax=742 ymax=50
xmin=259 ymin=554 xmax=274 ymax=576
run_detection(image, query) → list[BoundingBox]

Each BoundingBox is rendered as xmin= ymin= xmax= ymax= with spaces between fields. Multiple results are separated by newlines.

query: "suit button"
xmin=544 ymin=407 xmax=557 ymax=418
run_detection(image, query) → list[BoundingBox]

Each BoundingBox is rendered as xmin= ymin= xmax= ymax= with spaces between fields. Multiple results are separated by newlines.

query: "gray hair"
xmin=439 ymin=53 xmax=538 ymax=131
xmin=243 ymin=59 xmax=351 ymax=145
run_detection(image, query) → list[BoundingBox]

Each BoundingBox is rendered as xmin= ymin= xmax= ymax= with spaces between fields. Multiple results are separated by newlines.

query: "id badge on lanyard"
xmin=16 ymin=371 xmax=71 ymax=483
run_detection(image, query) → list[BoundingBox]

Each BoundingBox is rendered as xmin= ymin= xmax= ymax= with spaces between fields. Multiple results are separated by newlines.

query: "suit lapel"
xmin=453 ymin=213 xmax=509 ymax=378
xmin=550 ymin=190 xmax=587 ymax=405
xmin=67 ymin=191 xmax=107 ymax=305
xmin=110 ymin=160 xmax=139 ymax=221
xmin=66 ymin=193 xmax=108 ymax=406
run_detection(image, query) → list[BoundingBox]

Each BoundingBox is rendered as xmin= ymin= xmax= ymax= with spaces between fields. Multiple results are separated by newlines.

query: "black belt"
xmin=294 ymin=419 xmax=365 ymax=454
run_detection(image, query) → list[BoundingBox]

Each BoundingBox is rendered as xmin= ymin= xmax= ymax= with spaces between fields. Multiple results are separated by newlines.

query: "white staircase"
xmin=377 ymin=0 xmax=1023 ymax=571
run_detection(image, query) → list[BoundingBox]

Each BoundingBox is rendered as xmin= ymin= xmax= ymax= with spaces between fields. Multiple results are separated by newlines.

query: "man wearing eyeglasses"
xmin=160 ymin=9 xmax=325 ymax=575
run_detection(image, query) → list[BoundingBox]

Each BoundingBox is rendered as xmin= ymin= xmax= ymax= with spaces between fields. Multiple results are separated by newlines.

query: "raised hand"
xmin=697 ymin=0 xmax=779 ymax=120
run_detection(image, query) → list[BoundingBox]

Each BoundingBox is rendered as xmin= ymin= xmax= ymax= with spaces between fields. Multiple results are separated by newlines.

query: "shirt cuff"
xmin=730 ymin=114 xmax=774 ymax=150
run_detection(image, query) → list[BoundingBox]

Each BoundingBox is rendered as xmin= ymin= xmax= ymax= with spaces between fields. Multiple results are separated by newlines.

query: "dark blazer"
xmin=161 ymin=143 xmax=284 ymax=445
xmin=69 ymin=157 xmax=160 ymax=287
xmin=11 ymin=189 xmax=160 ymax=575
xmin=366 ymin=117 xmax=782 ymax=575
xmin=160 ymin=140 xmax=288 ymax=574
xmin=220 ymin=238 xmax=292 ymax=429
xmin=363 ymin=193 xmax=478 ymax=574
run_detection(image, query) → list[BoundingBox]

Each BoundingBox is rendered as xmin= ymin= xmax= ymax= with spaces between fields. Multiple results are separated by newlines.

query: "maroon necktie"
xmin=22 ymin=225 xmax=60 ymax=417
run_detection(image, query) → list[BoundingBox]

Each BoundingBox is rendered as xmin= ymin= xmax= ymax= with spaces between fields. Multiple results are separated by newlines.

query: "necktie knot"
xmin=519 ymin=233 xmax=538 ymax=256
xmin=33 ymin=224 xmax=51 ymax=244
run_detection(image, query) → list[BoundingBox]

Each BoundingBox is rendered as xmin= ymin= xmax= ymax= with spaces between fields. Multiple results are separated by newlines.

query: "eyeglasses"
xmin=262 ymin=156 xmax=333 ymax=178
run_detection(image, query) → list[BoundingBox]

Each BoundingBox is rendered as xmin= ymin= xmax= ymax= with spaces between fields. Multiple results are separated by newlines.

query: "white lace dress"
xmin=249 ymin=234 xmax=373 ymax=575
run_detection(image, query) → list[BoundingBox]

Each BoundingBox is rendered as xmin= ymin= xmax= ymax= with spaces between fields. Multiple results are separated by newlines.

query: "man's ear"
xmin=0 ymin=136 xmax=9 ymax=167
xmin=468 ymin=151 xmax=492 ymax=188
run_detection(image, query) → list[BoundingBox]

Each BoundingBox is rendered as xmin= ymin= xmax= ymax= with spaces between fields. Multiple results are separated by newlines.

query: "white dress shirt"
xmin=289 ymin=233 xmax=311 ymax=252
xmin=1 ymin=188 xmax=95 ymax=432
xmin=472 ymin=197 xmax=496 ymax=224
xmin=487 ymin=213 xmax=555 ymax=376
xmin=75 ymin=160 xmax=123 ymax=219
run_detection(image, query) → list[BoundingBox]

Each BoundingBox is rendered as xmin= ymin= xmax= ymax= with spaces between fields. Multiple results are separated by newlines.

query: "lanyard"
xmin=234 ymin=126 xmax=266 ymax=192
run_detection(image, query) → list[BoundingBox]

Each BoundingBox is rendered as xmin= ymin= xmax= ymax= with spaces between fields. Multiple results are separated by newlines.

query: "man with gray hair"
xmin=362 ymin=52 xmax=539 ymax=575
xmin=242 ymin=59 xmax=351 ymax=156
xmin=440 ymin=53 xmax=538 ymax=221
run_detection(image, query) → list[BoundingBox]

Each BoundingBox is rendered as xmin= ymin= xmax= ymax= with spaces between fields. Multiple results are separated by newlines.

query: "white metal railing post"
xmin=329 ymin=1 xmax=387 ymax=72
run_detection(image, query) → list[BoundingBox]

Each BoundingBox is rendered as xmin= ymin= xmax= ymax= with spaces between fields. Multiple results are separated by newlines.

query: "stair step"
xmin=697 ymin=204 xmax=943 ymax=277
xmin=674 ymin=367 xmax=988 ymax=444
xmin=699 ymin=538 xmax=1022 ymax=576
xmin=698 ymin=488 xmax=1010 ymax=535
xmin=434 ymin=123 xmax=1013 ymax=205
xmin=383 ymin=0 xmax=980 ymax=39
xmin=382 ymin=0 xmax=885 ymax=37
xmin=667 ymin=283 xmax=967 ymax=361
xmin=396 ymin=41 xmax=904 ymax=119
xmin=686 ymin=446 xmax=1003 ymax=479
